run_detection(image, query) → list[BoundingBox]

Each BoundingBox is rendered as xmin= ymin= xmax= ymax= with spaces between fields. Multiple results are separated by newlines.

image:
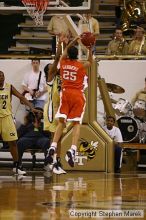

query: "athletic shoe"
xmin=65 ymin=149 xmax=76 ymax=167
xmin=45 ymin=146 xmax=56 ymax=165
xmin=53 ymin=160 xmax=66 ymax=174
xmin=13 ymin=167 xmax=26 ymax=175
xmin=53 ymin=166 xmax=66 ymax=174
xmin=58 ymin=167 xmax=66 ymax=174
xmin=53 ymin=158 xmax=66 ymax=174
xmin=13 ymin=175 xmax=26 ymax=181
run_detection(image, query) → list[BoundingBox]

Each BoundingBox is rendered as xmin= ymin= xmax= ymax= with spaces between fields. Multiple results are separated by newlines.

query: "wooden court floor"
xmin=0 ymin=165 xmax=146 ymax=220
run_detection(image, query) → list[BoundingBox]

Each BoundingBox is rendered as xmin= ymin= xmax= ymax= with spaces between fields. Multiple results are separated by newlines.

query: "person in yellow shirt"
xmin=0 ymin=71 xmax=39 ymax=175
xmin=78 ymin=14 xmax=100 ymax=37
xmin=106 ymin=28 xmax=129 ymax=55
xmin=128 ymin=26 xmax=146 ymax=55
xmin=47 ymin=15 xmax=71 ymax=55
xmin=78 ymin=13 xmax=100 ymax=58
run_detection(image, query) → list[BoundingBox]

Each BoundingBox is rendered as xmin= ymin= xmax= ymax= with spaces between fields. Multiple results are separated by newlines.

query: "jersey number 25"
xmin=63 ymin=70 xmax=77 ymax=81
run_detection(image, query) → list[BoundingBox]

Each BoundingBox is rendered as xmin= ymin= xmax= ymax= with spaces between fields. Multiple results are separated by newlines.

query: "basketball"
xmin=80 ymin=32 xmax=96 ymax=48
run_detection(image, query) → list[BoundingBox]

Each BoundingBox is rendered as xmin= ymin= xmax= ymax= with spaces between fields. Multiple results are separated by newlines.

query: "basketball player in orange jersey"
xmin=45 ymin=36 xmax=93 ymax=168
xmin=0 ymin=71 xmax=40 ymax=175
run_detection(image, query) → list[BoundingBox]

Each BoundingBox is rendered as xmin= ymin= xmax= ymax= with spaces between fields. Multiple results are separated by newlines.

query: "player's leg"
xmin=45 ymin=118 xmax=65 ymax=165
xmin=53 ymin=137 xmax=66 ymax=174
xmin=72 ymin=122 xmax=81 ymax=146
xmin=65 ymin=93 xmax=86 ymax=167
xmin=8 ymin=141 xmax=26 ymax=175
xmin=45 ymin=91 xmax=68 ymax=166
xmin=114 ymin=144 xmax=123 ymax=173
xmin=44 ymin=100 xmax=66 ymax=174
xmin=66 ymin=122 xmax=80 ymax=167
xmin=2 ymin=115 xmax=26 ymax=175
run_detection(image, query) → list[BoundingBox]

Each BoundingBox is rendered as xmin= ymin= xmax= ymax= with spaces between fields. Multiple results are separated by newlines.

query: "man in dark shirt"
xmin=17 ymin=108 xmax=51 ymax=167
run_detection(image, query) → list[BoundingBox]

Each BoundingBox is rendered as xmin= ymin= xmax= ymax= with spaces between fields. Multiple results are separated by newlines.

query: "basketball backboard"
xmin=0 ymin=0 xmax=94 ymax=14
xmin=46 ymin=0 xmax=94 ymax=14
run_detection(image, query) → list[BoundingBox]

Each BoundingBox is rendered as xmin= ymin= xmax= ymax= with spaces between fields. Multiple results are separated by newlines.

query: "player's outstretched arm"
xmin=83 ymin=48 xmax=93 ymax=69
xmin=47 ymin=40 xmax=62 ymax=82
xmin=61 ymin=36 xmax=80 ymax=60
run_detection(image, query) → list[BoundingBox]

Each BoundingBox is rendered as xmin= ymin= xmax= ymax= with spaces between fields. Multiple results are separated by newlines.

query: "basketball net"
xmin=21 ymin=0 xmax=48 ymax=26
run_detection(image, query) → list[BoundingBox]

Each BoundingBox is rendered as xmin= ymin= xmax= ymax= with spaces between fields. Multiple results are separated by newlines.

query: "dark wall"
xmin=4 ymin=0 xmax=23 ymax=6
xmin=0 ymin=14 xmax=24 ymax=53
xmin=68 ymin=0 xmax=84 ymax=6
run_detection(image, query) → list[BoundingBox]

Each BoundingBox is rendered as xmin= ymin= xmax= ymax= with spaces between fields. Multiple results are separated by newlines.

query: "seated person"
xmin=102 ymin=116 xmax=123 ymax=173
xmin=106 ymin=28 xmax=129 ymax=55
xmin=128 ymin=26 xmax=146 ymax=55
xmin=17 ymin=108 xmax=51 ymax=167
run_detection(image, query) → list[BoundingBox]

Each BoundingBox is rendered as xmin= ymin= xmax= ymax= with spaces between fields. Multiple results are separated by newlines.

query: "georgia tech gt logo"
xmin=10 ymin=132 xmax=15 ymax=136
xmin=78 ymin=139 xmax=99 ymax=160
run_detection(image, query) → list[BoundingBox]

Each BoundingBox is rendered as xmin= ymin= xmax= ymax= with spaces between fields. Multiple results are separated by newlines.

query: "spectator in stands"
xmin=22 ymin=59 xmax=47 ymax=109
xmin=78 ymin=14 xmax=100 ymax=37
xmin=43 ymin=34 xmax=66 ymax=175
xmin=128 ymin=26 xmax=146 ymax=55
xmin=78 ymin=14 xmax=99 ymax=58
xmin=106 ymin=28 xmax=129 ymax=55
xmin=17 ymin=108 xmax=51 ymax=168
xmin=47 ymin=15 xmax=71 ymax=55
xmin=102 ymin=116 xmax=123 ymax=173
xmin=0 ymin=70 xmax=40 ymax=175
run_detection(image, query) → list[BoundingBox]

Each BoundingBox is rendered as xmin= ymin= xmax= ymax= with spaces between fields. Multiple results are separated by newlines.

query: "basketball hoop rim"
xmin=21 ymin=0 xmax=48 ymax=11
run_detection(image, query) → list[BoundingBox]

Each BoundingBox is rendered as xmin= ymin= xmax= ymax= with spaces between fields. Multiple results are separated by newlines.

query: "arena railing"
xmin=0 ymin=55 xmax=146 ymax=60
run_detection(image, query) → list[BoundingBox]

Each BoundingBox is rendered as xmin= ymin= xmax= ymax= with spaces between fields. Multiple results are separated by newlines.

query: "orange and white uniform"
xmin=55 ymin=58 xmax=88 ymax=124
